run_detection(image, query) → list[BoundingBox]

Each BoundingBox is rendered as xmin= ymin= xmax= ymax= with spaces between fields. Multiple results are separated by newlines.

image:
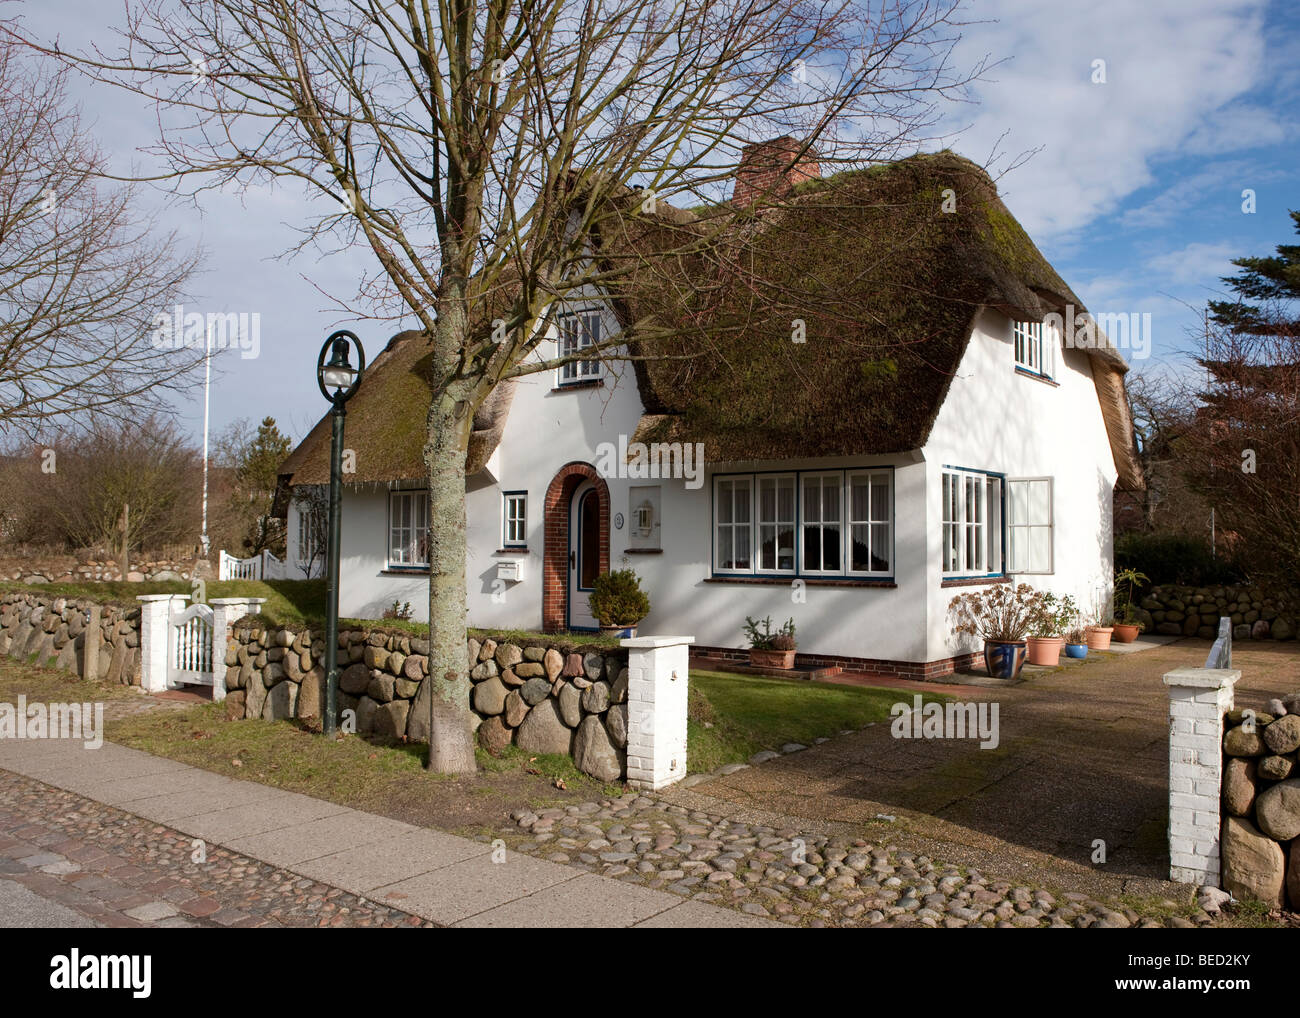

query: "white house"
xmin=277 ymin=144 xmax=1143 ymax=678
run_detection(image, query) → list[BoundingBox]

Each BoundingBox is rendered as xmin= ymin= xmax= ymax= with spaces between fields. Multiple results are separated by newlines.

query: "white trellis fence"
xmin=138 ymin=594 xmax=266 ymax=701
xmin=218 ymin=549 xmax=287 ymax=580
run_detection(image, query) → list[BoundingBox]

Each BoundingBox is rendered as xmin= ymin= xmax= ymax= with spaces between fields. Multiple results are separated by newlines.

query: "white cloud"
xmin=942 ymin=0 xmax=1278 ymax=236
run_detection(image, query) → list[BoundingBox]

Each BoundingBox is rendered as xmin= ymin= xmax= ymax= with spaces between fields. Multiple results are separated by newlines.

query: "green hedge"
xmin=1115 ymin=532 xmax=1243 ymax=587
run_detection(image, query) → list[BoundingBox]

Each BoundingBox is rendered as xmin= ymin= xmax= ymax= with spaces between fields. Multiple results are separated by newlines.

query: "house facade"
xmin=278 ymin=146 xmax=1142 ymax=677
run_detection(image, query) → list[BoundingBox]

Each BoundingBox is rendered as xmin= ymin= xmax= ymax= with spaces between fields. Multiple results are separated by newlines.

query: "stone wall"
xmin=0 ymin=592 xmax=141 ymax=683
xmin=223 ymin=624 xmax=630 ymax=782
xmin=1136 ymin=585 xmax=1296 ymax=641
xmin=1220 ymin=696 xmax=1300 ymax=908
xmin=0 ymin=554 xmax=204 ymax=584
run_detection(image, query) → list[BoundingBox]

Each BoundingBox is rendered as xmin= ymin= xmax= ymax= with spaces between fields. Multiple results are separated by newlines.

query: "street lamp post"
xmin=316 ymin=330 xmax=366 ymax=736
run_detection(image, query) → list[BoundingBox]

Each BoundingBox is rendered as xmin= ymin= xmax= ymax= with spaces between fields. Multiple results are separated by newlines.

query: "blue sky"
xmin=15 ymin=0 xmax=1300 ymax=445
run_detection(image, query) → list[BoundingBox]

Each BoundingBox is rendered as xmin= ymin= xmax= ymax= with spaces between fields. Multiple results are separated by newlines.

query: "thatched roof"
xmin=606 ymin=150 xmax=1141 ymax=488
xmin=277 ymin=330 xmax=514 ymax=490
xmin=278 ymin=150 xmax=1142 ymax=493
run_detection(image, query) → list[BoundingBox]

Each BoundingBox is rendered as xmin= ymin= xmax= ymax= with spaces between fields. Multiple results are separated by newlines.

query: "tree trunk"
xmin=421 ymin=308 xmax=479 ymax=776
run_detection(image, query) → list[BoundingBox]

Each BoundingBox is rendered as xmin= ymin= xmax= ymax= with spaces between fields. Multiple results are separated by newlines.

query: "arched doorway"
xmin=542 ymin=463 xmax=610 ymax=632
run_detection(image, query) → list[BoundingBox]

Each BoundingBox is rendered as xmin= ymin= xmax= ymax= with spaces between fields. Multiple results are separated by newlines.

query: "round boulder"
xmin=472 ymin=675 xmax=508 ymax=716
xmin=1224 ymin=725 xmax=1266 ymax=757
xmin=582 ymin=680 xmax=611 ymax=714
xmin=1222 ymin=816 xmax=1287 ymax=908
xmin=1258 ymin=755 xmax=1295 ymax=781
xmin=1222 ymin=757 xmax=1257 ymax=817
xmin=574 ymin=714 xmax=623 ymax=782
xmin=1263 ymin=714 xmax=1300 ymax=755
xmin=477 ymin=715 xmax=512 ymax=756
xmin=520 ymin=676 xmax=552 ymax=706
xmin=1255 ymin=778 xmax=1300 ymax=841
xmin=515 ymin=699 xmax=573 ymax=756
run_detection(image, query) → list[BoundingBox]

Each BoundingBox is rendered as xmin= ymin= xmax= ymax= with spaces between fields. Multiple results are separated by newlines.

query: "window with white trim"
xmin=503 ymin=492 xmax=527 ymax=547
xmin=942 ymin=469 xmax=1003 ymax=576
xmin=801 ymin=473 xmax=843 ymax=573
xmin=1014 ymin=320 xmax=1050 ymax=376
xmin=756 ymin=474 xmax=796 ymax=573
xmin=714 ymin=476 xmax=753 ymax=571
xmin=1007 ymin=477 xmax=1053 ymax=573
xmin=848 ymin=470 xmax=892 ymax=574
xmin=557 ymin=310 xmax=602 ymax=384
xmin=388 ymin=490 xmax=430 ymax=568
xmin=712 ymin=469 xmax=893 ymax=578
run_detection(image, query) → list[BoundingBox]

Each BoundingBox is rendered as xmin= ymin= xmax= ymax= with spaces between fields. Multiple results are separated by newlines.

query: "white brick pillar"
xmin=208 ymin=598 xmax=265 ymax=703
xmin=1163 ymin=666 xmax=1239 ymax=886
xmin=137 ymin=594 xmax=188 ymax=693
xmin=622 ymin=636 xmax=693 ymax=791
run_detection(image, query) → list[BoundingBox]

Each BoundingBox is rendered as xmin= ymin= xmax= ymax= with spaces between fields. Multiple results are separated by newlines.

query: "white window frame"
xmin=800 ymin=472 xmax=844 ymax=575
xmin=711 ymin=468 xmax=893 ymax=579
xmin=388 ymin=489 xmax=430 ymax=569
xmin=847 ymin=469 xmax=893 ymax=576
xmin=556 ymin=309 xmax=603 ymax=385
xmin=713 ymin=475 xmax=754 ymax=574
xmin=1013 ymin=319 xmax=1053 ymax=378
xmin=1006 ymin=476 xmax=1054 ymax=574
xmin=502 ymin=491 xmax=527 ymax=547
xmin=756 ymin=473 xmax=797 ymax=574
xmin=942 ymin=468 xmax=1004 ymax=578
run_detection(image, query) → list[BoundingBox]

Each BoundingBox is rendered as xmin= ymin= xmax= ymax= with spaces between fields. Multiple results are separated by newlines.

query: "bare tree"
xmin=22 ymin=0 xmax=983 ymax=773
xmin=4 ymin=417 xmax=201 ymax=566
xmin=0 ymin=38 xmax=201 ymax=436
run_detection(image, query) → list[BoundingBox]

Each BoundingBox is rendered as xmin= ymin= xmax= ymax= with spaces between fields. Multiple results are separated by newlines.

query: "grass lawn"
xmin=687 ymin=669 xmax=946 ymax=773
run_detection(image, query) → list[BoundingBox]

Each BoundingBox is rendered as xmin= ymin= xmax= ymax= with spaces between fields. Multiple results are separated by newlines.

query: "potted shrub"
xmin=744 ymin=615 xmax=797 ymax=669
xmin=947 ymin=583 xmax=1042 ymax=680
xmin=1064 ymin=613 xmax=1089 ymax=659
xmin=1112 ymin=568 xmax=1150 ymax=643
xmin=1025 ymin=593 xmax=1076 ymax=667
xmin=589 ymin=568 xmax=650 ymax=638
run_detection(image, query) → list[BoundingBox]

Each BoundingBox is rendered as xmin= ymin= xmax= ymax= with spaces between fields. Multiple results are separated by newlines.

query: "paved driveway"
xmin=665 ymin=640 xmax=1300 ymax=901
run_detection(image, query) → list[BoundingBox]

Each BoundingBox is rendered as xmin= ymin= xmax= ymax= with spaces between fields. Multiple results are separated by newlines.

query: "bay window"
xmin=712 ymin=468 xmax=893 ymax=578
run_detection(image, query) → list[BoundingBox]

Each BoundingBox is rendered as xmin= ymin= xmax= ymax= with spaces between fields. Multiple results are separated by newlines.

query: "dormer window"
xmin=557 ymin=309 xmax=603 ymax=385
xmin=1013 ymin=320 xmax=1053 ymax=379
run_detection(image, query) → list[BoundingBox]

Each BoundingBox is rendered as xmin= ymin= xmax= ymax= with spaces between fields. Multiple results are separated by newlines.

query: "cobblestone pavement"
xmin=498 ymin=793 xmax=1227 ymax=928
xmin=0 ymin=770 xmax=431 ymax=928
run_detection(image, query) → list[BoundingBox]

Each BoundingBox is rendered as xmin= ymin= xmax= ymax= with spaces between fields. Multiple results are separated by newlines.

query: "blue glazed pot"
xmin=1064 ymin=643 xmax=1088 ymax=659
xmin=984 ymin=640 xmax=1027 ymax=679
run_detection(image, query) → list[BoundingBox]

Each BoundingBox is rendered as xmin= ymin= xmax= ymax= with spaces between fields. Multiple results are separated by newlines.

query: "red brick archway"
xmin=543 ymin=462 xmax=610 ymax=631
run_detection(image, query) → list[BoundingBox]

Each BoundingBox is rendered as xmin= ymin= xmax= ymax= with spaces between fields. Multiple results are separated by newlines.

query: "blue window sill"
xmin=1014 ymin=366 xmax=1058 ymax=387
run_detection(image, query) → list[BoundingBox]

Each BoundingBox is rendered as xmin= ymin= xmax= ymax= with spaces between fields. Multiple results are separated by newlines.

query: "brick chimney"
xmin=731 ymin=137 xmax=820 ymax=205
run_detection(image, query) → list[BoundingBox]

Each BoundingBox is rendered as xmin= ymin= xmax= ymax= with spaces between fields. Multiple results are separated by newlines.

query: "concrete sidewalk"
xmin=0 ymin=738 xmax=779 ymax=928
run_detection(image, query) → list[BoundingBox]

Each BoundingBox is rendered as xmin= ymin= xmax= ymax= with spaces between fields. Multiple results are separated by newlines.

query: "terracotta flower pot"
xmin=1085 ymin=626 xmax=1113 ymax=651
xmin=1026 ymin=636 xmax=1064 ymax=666
xmin=983 ymin=640 xmax=1027 ymax=679
xmin=1112 ymin=623 xmax=1140 ymax=644
xmin=750 ymin=648 xmax=796 ymax=669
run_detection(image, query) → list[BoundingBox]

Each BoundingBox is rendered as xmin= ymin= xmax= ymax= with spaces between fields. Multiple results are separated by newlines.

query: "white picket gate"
xmin=168 ymin=602 xmax=215 ymax=687
xmin=139 ymin=594 xmax=266 ymax=702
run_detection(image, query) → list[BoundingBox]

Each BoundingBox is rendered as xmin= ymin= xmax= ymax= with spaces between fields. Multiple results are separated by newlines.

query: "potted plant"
xmin=1111 ymin=568 xmax=1150 ymax=643
xmin=589 ymin=568 xmax=650 ymax=638
xmin=744 ymin=615 xmax=797 ymax=669
xmin=947 ymin=583 xmax=1042 ymax=680
xmin=1026 ymin=593 xmax=1076 ymax=667
xmin=1064 ymin=612 xmax=1089 ymax=659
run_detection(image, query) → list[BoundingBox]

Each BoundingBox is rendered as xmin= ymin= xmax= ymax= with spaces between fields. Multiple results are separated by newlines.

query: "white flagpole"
xmin=201 ymin=322 xmax=211 ymax=558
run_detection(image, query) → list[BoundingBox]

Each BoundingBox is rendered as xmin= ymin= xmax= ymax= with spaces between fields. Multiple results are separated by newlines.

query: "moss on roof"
xmin=279 ymin=150 xmax=1142 ymax=490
